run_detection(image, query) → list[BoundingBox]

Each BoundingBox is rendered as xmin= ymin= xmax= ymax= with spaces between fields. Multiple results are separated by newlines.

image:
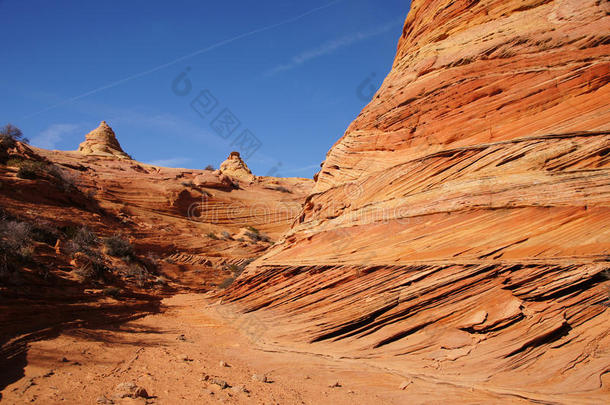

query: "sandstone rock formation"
xmin=219 ymin=151 xmax=254 ymax=182
xmin=0 ymin=132 xmax=313 ymax=377
xmin=224 ymin=0 xmax=610 ymax=402
xmin=78 ymin=121 xmax=131 ymax=159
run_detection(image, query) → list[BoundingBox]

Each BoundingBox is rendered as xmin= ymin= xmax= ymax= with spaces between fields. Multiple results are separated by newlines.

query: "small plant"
xmin=207 ymin=232 xmax=219 ymax=240
xmin=103 ymin=234 xmax=134 ymax=259
xmin=220 ymin=231 xmax=232 ymax=240
xmin=0 ymin=218 xmax=33 ymax=278
xmin=0 ymin=124 xmax=27 ymax=164
xmin=246 ymin=226 xmax=260 ymax=234
xmin=204 ymin=165 xmax=215 ymax=171
xmin=16 ymin=160 xmax=45 ymax=179
xmin=5 ymin=158 xmax=24 ymax=167
xmin=67 ymin=226 xmax=99 ymax=255
xmin=46 ymin=164 xmax=77 ymax=192
xmin=143 ymin=252 xmax=160 ymax=274
xmin=127 ymin=264 xmax=149 ymax=288
xmin=273 ymin=186 xmax=291 ymax=193
xmin=244 ymin=228 xmax=271 ymax=243
xmin=73 ymin=250 xmax=107 ymax=281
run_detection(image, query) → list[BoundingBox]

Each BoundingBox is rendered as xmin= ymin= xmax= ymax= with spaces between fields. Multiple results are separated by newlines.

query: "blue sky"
xmin=0 ymin=0 xmax=410 ymax=178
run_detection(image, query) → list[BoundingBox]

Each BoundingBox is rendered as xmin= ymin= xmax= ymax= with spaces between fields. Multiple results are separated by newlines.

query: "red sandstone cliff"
xmin=224 ymin=1 xmax=610 ymax=402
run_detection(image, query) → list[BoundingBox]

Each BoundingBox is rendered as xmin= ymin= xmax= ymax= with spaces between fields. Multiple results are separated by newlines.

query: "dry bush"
xmin=127 ymin=264 xmax=150 ymax=288
xmin=16 ymin=160 xmax=46 ymax=179
xmin=30 ymin=220 xmax=60 ymax=245
xmin=0 ymin=218 xmax=33 ymax=278
xmin=103 ymin=234 xmax=134 ymax=259
xmin=74 ymin=250 xmax=107 ymax=281
xmin=66 ymin=226 xmax=99 ymax=255
xmin=0 ymin=124 xmax=28 ymax=163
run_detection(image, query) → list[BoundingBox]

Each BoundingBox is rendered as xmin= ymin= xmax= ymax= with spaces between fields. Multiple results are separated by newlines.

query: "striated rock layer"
xmin=225 ymin=0 xmax=610 ymax=402
xmin=78 ymin=121 xmax=131 ymax=159
xmin=219 ymin=151 xmax=255 ymax=182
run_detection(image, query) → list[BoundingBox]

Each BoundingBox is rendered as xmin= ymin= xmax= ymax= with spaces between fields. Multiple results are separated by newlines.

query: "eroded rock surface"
xmin=219 ymin=151 xmax=255 ymax=182
xmin=224 ymin=0 xmax=610 ymax=402
xmin=78 ymin=121 xmax=131 ymax=159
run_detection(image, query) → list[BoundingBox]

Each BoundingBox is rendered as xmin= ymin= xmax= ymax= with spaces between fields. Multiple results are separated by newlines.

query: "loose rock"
xmin=251 ymin=374 xmax=268 ymax=383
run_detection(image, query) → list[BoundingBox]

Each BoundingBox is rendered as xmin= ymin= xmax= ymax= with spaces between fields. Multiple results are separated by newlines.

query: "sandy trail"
xmin=0 ymin=294 xmax=419 ymax=404
xmin=1 ymin=294 xmax=543 ymax=404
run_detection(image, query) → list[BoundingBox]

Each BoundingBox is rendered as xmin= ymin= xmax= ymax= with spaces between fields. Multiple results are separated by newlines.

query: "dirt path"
xmin=0 ymin=294 xmax=423 ymax=404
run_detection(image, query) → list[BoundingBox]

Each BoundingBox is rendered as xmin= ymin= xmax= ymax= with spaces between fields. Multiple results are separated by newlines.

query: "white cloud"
xmin=145 ymin=157 xmax=192 ymax=168
xmin=266 ymin=19 xmax=403 ymax=76
xmin=30 ymin=123 xmax=79 ymax=149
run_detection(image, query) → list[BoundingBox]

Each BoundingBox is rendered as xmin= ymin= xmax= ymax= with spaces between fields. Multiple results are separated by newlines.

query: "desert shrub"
xmin=103 ymin=234 xmax=134 ymax=259
xmin=67 ymin=226 xmax=99 ymax=255
xmin=74 ymin=251 xmax=107 ymax=281
xmin=127 ymin=264 xmax=150 ymax=287
xmin=0 ymin=124 xmax=27 ymax=145
xmin=245 ymin=229 xmax=271 ymax=243
xmin=5 ymin=157 xmax=24 ymax=167
xmin=46 ymin=164 xmax=77 ymax=192
xmin=220 ymin=231 xmax=232 ymax=240
xmin=0 ymin=220 xmax=32 ymax=251
xmin=16 ymin=160 xmax=46 ymax=179
xmin=207 ymin=232 xmax=219 ymax=240
xmin=204 ymin=165 xmax=215 ymax=171
xmin=0 ymin=219 xmax=33 ymax=278
xmin=273 ymin=186 xmax=291 ymax=193
xmin=142 ymin=252 xmax=160 ymax=274
xmin=246 ymin=226 xmax=259 ymax=234
xmin=0 ymin=124 xmax=28 ymax=163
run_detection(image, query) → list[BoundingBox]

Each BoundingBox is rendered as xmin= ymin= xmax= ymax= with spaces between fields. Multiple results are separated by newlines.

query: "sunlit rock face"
xmin=219 ymin=151 xmax=255 ymax=182
xmin=224 ymin=0 xmax=610 ymax=401
xmin=78 ymin=121 xmax=131 ymax=159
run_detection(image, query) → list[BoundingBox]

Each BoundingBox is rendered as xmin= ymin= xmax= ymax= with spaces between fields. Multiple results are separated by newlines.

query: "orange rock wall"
xmin=225 ymin=0 xmax=610 ymax=400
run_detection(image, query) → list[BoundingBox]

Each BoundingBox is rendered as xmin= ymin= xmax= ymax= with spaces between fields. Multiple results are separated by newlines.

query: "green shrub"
xmin=204 ymin=165 xmax=215 ymax=171
xmin=207 ymin=232 xmax=219 ymax=240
